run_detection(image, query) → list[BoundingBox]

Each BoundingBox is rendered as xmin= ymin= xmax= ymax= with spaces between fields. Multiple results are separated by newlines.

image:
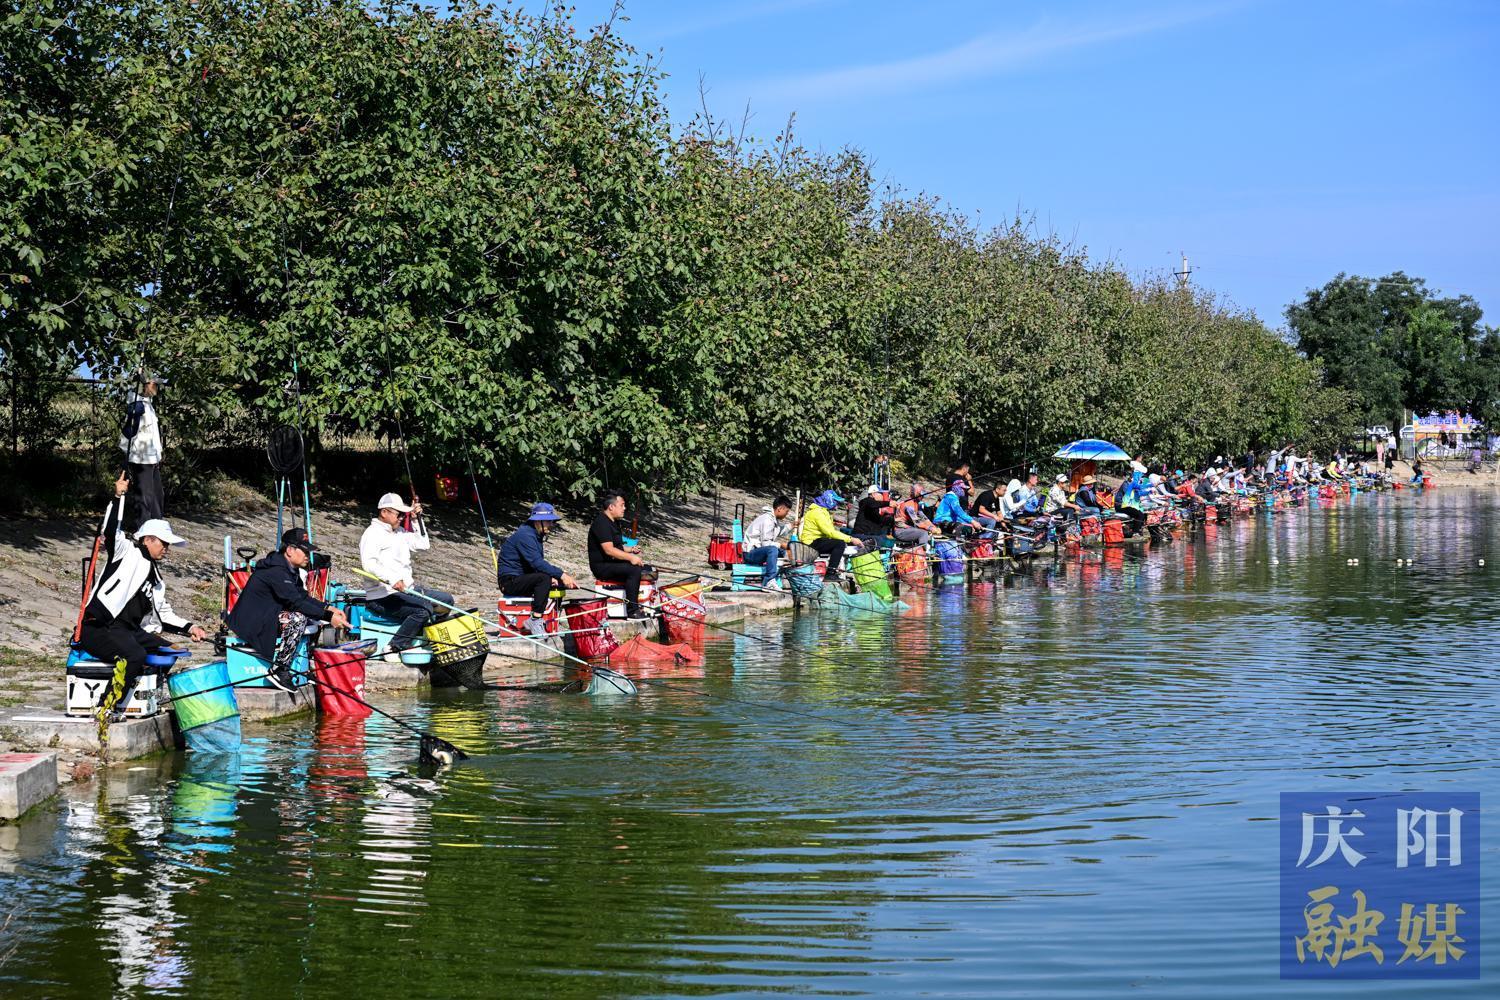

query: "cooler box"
xmin=63 ymin=647 xmax=174 ymax=718
xmin=593 ymin=579 xmax=656 ymax=619
xmin=496 ymin=594 xmax=560 ymax=637
xmin=224 ymin=633 xmax=310 ymax=688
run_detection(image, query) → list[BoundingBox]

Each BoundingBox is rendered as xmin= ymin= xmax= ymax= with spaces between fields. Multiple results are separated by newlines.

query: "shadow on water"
xmin=1 ymin=491 xmax=1497 ymax=997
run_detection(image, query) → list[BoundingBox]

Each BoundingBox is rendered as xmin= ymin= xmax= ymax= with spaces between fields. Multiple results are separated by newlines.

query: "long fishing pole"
xmin=352 ymin=570 xmax=854 ymax=726
xmin=161 ymin=647 xmax=470 ymax=765
xmin=466 ymin=454 xmax=498 ymax=573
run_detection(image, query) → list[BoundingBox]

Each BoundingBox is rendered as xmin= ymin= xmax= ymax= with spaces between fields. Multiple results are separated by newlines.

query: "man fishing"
xmin=360 ymin=492 xmax=454 ymax=654
xmin=589 ymin=491 xmax=654 ymax=619
xmin=894 ymin=485 xmax=938 ymax=546
xmin=77 ymin=473 xmax=207 ymax=725
xmin=851 ymin=485 xmax=896 ymax=546
xmin=496 ymin=503 xmax=578 ymax=635
xmin=227 ymin=528 xmax=349 ymax=690
xmin=799 ymin=489 xmax=861 ymax=578
xmin=934 ymin=480 xmax=979 ymax=535
xmin=741 ymin=495 xmax=793 ymax=590
xmin=1043 ymin=474 xmax=1083 ymax=521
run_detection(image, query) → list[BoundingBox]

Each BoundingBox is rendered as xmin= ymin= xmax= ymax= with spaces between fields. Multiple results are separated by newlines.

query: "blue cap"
xmin=528 ymin=502 xmax=562 ymax=522
xmin=815 ymin=490 xmax=846 ymax=508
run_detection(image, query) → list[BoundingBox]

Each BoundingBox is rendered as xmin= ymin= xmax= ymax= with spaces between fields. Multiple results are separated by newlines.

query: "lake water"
xmin=2 ymin=489 xmax=1496 ymax=997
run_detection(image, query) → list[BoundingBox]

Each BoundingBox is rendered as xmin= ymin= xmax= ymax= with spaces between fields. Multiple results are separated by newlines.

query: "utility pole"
xmin=1175 ymin=252 xmax=1193 ymax=288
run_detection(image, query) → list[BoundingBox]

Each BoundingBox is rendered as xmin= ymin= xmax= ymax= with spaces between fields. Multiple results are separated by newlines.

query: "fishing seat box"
xmin=64 ymin=648 xmax=168 ymax=718
xmin=730 ymin=563 xmax=764 ymax=591
xmin=592 ymin=580 xmax=657 ymax=619
xmin=424 ymin=613 xmax=489 ymax=665
xmin=496 ymin=595 xmax=560 ymax=637
xmin=356 ymin=610 xmax=406 ymax=655
xmin=224 ymin=633 xmax=311 ymax=688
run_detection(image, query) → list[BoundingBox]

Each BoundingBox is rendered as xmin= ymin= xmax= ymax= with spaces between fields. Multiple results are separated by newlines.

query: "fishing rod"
xmin=353 ymin=570 xmax=855 ymax=726
xmin=466 ymin=454 xmax=498 ymax=572
xmin=350 ymin=568 xmax=633 ymax=691
xmin=75 ymin=60 xmax=202 ymax=643
xmin=151 ymin=646 xmax=471 ymax=765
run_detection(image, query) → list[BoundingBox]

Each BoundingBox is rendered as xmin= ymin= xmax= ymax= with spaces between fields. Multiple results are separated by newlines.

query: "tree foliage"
xmin=1288 ymin=272 xmax=1498 ymax=426
xmin=3 ymin=0 xmax=1362 ymax=499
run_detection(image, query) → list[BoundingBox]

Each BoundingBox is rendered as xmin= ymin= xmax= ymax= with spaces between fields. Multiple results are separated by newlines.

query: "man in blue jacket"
xmin=497 ymin=503 xmax=578 ymax=636
xmin=227 ymin=528 xmax=348 ymax=690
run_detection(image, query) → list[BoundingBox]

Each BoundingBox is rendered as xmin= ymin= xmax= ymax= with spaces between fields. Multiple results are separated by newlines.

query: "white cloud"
xmin=751 ymin=4 xmax=1235 ymax=102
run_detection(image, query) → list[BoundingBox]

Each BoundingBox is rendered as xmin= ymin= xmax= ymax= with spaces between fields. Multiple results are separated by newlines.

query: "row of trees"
xmin=3 ymin=0 xmax=1359 ymax=501
xmin=1288 ymin=272 xmax=1499 ymax=428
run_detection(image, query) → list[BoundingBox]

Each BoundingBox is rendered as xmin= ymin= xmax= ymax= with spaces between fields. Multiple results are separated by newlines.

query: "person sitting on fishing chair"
xmin=589 ymin=491 xmax=654 ymax=619
xmin=800 ymin=490 xmax=861 ymax=579
xmin=741 ymin=496 xmax=793 ymax=590
xmin=934 ymin=480 xmax=980 ymax=537
xmin=497 ymin=503 xmax=578 ymax=635
xmin=228 ymin=528 xmax=350 ymax=691
xmin=895 ymin=485 xmax=938 ymax=545
xmin=77 ymin=474 xmax=207 ymax=726
xmin=851 ymin=485 xmax=896 ymax=547
xmin=1043 ymin=474 xmax=1085 ymax=523
xmin=360 ymin=492 xmax=455 ymax=654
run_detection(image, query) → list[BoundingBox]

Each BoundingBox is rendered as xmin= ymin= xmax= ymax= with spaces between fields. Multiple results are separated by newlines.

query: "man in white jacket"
xmin=119 ymin=376 xmax=165 ymax=531
xmin=78 ymin=473 xmax=207 ymax=724
xmin=359 ymin=492 xmax=454 ymax=653
xmin=740 ymin=496 xmax=792 ymax=589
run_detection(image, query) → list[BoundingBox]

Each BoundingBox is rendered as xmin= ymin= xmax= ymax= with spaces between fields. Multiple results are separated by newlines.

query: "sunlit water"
xmin=2 ymin=490 xmax=1496 ymax=997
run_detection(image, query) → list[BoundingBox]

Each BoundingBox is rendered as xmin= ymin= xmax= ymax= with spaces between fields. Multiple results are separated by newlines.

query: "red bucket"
xmin=1102 ymin=519 xmax=1125 ymax=544
xmin=562 ymin=598 xmax=618 ymax=660
xmin=312 ymin=646 xmax=370 ymax=718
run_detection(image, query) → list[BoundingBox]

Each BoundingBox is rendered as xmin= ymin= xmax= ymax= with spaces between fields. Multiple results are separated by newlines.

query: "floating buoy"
xmin=433 ymin=750 xmax=454 ymax=766
xmin=1352 ymin=558 xmax=1359 ymax=566
xmin=1480 ymin=559 xmax=1486 ymax=567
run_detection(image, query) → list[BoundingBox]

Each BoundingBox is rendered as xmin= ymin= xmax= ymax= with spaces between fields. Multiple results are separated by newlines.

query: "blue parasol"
xmin=1053 ymin=439 xmax=1131 ymax=461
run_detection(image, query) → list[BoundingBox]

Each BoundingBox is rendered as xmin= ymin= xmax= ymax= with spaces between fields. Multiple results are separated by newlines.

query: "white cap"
xmin=377 ymin=492 xmax=413 ymax=512
xmin=1055 ymin=474 xmax=1068 ymax=483
xmin=135 ymin=519 xmax=186 ymax=546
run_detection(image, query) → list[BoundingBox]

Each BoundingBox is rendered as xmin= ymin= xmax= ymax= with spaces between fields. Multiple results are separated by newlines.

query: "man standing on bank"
xmin=119 ymin=375 xmax=166 ymax=531
xmin=496 ymin=503 xmax=578 ymax=635
xmin=588 ymin=491 xmax=654 ymax=619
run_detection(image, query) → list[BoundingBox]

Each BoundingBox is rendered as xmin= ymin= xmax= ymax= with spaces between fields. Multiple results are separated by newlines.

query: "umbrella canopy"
xmin=1053 ymin=438 xmax=1131 ymax=461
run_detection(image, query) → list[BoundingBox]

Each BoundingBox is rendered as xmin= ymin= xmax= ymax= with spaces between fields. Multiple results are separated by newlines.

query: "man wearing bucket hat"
xmin=798 ymin=489 xmax=861 ymax=578
xmin=228 ymin=528 xmax=350 ymax=690
xmin=359 ymin=492 xmax=454 ymax=654
xmin=77 ymin=473 xmax=206 ymax=724
xmin=497 ymin=503 xmax=578 ymax=635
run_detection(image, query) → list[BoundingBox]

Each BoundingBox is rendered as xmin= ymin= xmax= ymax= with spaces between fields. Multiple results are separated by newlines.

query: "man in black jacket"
xmin=227 ymin=528 xmax=348 ymax=690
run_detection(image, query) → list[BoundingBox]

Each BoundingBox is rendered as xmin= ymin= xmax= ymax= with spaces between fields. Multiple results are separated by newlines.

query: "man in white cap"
xmin=359 ymin=491 xmax=454 ymax=653
xmin=77 ymin=473 xmax=206 ymax=724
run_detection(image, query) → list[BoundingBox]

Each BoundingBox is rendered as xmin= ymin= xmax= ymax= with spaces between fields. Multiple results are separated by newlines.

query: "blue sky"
xmin=537 ymin=0 xmax=1498 ymax=330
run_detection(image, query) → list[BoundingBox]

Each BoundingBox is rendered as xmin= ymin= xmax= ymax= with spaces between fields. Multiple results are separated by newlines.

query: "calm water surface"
xmin=2 ymin=490 xmax=1496 ymax=997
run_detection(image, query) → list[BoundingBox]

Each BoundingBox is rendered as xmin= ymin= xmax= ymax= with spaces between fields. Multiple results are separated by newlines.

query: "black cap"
xmin=281 ymin=527 xmax=317 ymax=553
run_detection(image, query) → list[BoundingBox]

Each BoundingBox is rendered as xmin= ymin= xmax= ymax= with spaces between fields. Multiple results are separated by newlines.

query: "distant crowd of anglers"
xmin=66 ymin=396 xmax=1423 ymax=758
